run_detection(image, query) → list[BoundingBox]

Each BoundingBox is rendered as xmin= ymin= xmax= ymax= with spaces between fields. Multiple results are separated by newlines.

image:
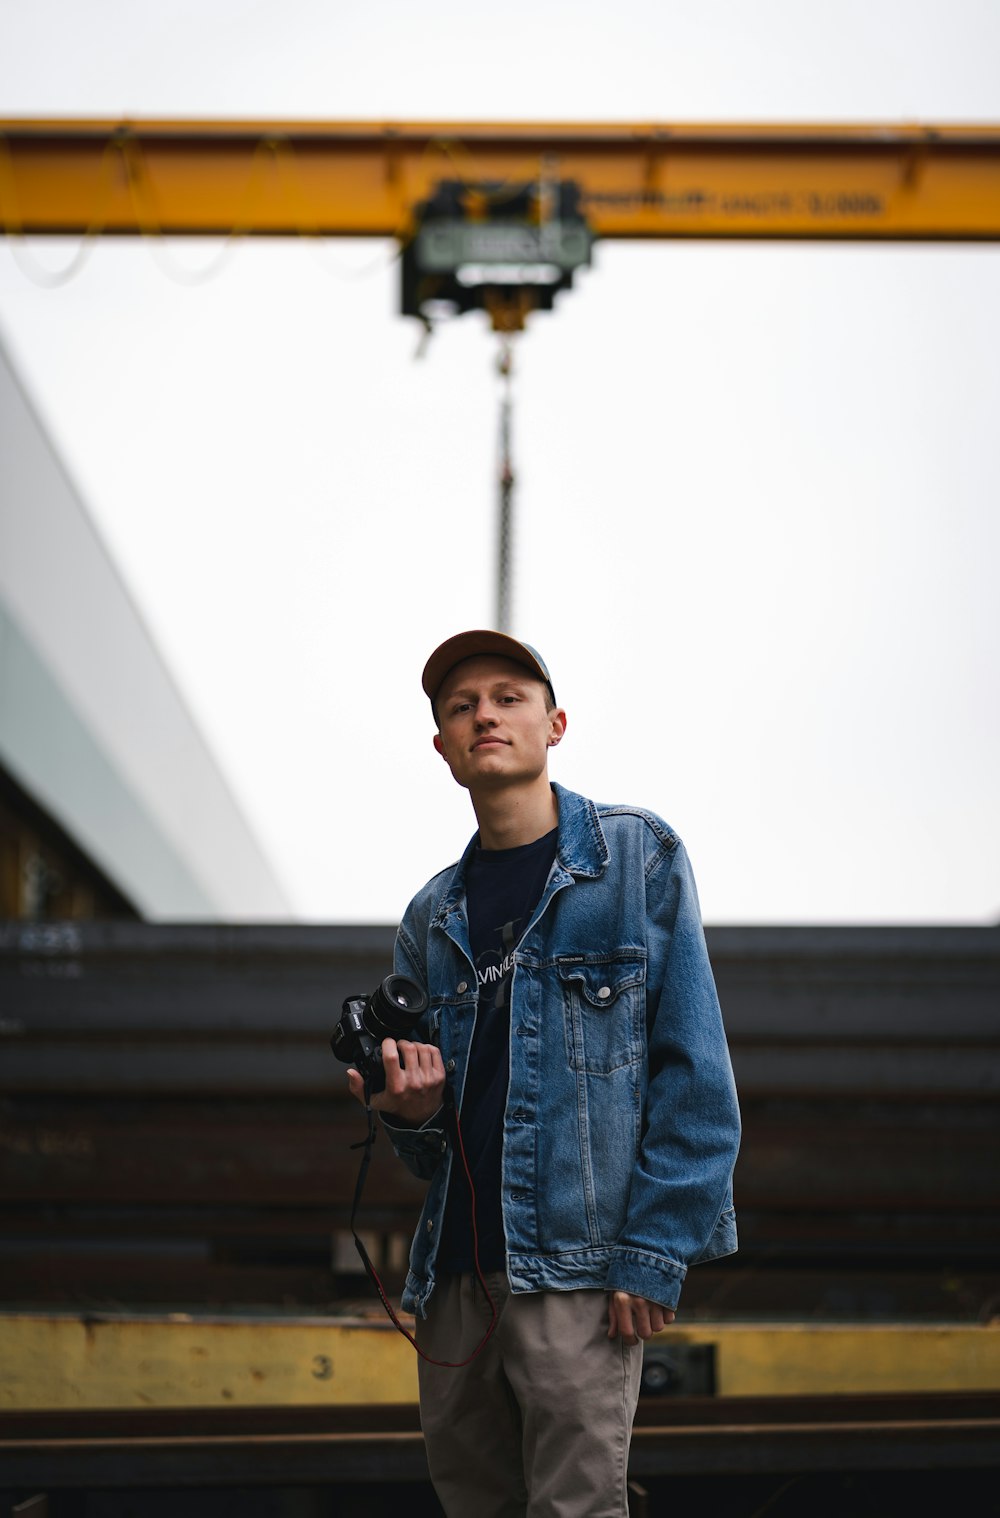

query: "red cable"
xmin=352 ymin=1094 xmax=499 ymax=1368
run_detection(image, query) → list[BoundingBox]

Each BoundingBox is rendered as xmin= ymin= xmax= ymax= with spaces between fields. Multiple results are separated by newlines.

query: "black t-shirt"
xmin=436 ymin=827 xmax=558 ymax=1273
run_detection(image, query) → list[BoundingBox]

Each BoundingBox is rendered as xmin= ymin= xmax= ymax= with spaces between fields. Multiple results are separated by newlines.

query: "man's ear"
xmin=548 ymin=708 xmax=568 ymax=746
xmin=433 ymin=732 xmax=445 ymax=758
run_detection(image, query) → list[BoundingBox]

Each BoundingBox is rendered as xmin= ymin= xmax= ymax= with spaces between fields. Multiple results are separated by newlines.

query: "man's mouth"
xmin=472 ymin=737 xmax=508 ymax=750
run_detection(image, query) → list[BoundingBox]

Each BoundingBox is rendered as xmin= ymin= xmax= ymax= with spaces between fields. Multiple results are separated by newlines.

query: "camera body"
xmin=330 ymin=974 xmax=429 ymax=1094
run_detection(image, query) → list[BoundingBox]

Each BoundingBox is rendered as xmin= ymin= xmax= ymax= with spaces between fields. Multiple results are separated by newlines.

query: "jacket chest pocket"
xmin=424 ymin=997 xmax=473 ymax=1063
xmin=558 ymin=958 xmax=645 ymax=1075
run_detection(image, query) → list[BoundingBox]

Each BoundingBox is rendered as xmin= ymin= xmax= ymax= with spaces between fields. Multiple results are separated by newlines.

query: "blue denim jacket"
xmin=382 ymin=782 xmax=740 ymax=1316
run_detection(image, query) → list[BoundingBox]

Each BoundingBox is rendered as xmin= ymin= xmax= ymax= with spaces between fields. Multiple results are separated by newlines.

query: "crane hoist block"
xmin=401 ymin=179 xmax=592 ymax=332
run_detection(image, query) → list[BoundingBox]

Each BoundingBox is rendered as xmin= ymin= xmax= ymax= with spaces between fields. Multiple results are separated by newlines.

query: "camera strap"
xmin=348 ymin=1078 xmax=499 ymax=1367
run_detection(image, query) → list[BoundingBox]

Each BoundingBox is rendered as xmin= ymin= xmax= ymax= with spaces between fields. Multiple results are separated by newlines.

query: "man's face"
xmin=432 ymin=655 xmax=566 ymax=793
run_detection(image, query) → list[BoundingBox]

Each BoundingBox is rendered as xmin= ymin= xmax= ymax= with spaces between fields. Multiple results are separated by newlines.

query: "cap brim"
xmin=422 ymin=630 xmax=553 ymax=705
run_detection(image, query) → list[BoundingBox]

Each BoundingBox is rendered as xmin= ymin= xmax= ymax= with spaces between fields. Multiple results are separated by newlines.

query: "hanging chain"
xmin=495 ymin=337 xmax=516 ymax=632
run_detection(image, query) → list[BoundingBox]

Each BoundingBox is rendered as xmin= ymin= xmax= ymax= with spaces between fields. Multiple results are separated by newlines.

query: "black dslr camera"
xmin=330 ymin=975 xmax=429 ymax=1094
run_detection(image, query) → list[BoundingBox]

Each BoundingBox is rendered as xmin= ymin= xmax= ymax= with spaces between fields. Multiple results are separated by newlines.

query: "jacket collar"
xmin=432 ymin=783 xmax=608 ymax=930
xmin=550 ymin=782 xmax=609 ymax=879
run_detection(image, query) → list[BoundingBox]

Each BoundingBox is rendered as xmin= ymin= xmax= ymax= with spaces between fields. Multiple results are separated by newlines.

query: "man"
xmin=347 ymin=629 xmax=740 ymax=1518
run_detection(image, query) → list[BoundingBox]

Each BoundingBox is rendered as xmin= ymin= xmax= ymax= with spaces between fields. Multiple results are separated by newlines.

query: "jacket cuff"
xmin=379 ymin=1108 xmax=447 ymax=1159
xmin=604 ymin=1246 xmax=688 ymax=1312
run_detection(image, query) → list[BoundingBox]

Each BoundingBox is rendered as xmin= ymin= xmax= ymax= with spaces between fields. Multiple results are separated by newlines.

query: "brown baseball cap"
xmin=422 ymin=630 xmax=556 ymax=710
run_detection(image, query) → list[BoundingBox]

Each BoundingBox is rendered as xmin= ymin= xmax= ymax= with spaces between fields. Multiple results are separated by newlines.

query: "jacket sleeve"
xmin=604 ymin=839 xmax=741 ymax=1310
xmin=376 ymin=911 xmax=450 ymax=1182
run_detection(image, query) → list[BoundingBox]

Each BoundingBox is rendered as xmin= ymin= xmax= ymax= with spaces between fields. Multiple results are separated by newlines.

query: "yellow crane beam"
xmin=1 ymin=118 xmax=999 ymax=241
xmin=4 ymin=1312 xmax=999 ymax=1408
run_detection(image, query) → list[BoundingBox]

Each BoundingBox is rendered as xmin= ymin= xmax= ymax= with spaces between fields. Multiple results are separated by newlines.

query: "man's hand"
xmin=346 ymin=1038 xmax=446 ymax=1127
xmin=607 ymin=1292 xmax=675 ymax=1345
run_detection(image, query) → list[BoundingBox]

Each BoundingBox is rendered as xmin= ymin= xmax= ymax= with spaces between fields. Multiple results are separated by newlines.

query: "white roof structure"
xmin=0 ymin=330 xmax=293 ymax=920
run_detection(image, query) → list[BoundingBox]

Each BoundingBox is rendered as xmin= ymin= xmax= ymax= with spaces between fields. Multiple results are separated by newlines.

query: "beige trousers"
xmin=415 ymin=1272 xmax=642 ymax=1518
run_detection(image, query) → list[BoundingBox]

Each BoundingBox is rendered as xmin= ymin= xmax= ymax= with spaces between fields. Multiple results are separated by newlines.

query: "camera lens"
xmin=366 ymin=975 xmax=429 ymax=1040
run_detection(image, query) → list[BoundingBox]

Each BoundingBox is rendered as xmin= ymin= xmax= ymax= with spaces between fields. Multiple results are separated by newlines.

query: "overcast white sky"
xmin=1 ymin=0 xmax=998 ymax=925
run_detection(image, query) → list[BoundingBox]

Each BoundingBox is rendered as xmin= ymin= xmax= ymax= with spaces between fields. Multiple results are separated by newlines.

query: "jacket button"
xmin=597 ymin=985 xmax=612 ymax=1000
xmin=457 ymin=981 xmax=468 ymax=993
xmin=446 ymin=1059 xmax=456 ymax=1073
xmin=426 ymin=1219 xmax=434 ymax=1233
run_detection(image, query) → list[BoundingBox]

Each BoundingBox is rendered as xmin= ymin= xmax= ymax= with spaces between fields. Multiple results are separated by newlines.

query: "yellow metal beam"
xmin=1 ymin=119 xmax=999 ymax=242
xmin=2 ymin=1313 xmax=998 ymax=1409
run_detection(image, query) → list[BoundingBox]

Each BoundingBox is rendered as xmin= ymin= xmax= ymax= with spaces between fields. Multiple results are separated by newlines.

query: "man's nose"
xmin=473 ymin=701 xmax=499 ymax=727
